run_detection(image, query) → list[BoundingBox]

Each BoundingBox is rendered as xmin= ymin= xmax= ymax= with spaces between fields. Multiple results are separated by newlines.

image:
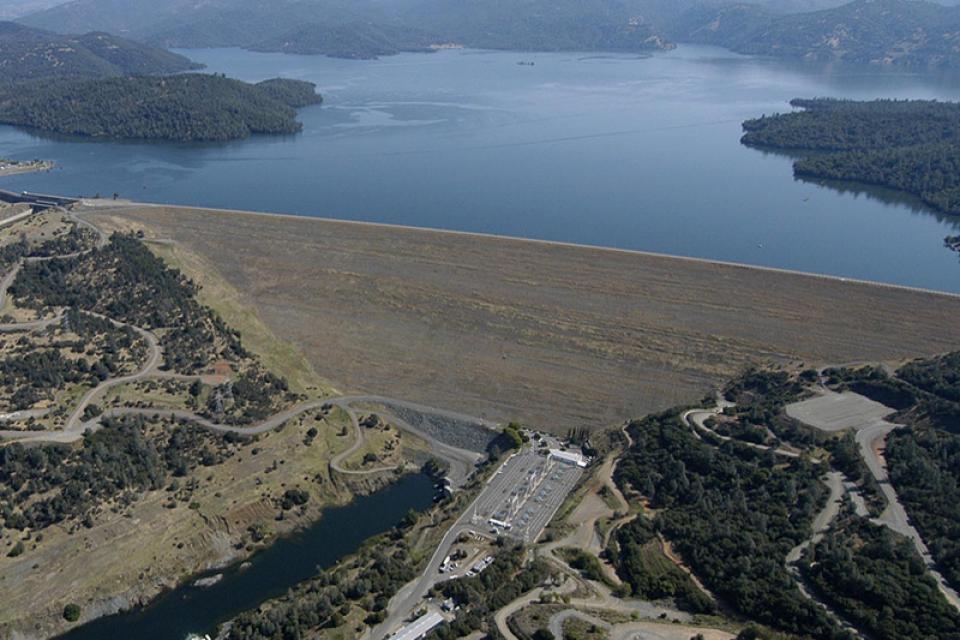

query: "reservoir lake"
xmin=1 ymin=45 xmax=959 ymax=292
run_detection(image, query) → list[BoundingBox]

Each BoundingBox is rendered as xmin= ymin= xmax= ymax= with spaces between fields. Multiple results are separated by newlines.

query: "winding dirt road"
xmin=683 ymin=406 xmax=802 ymax=459
xmin=0 ymin=212 xmax=492 ymax=492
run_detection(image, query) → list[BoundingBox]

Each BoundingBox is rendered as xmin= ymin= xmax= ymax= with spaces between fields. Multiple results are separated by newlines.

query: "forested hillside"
xmin=20 ymin=0 xmax=960 ymax=65
xmin=742 ymin=98 xmax=960 ymax=215
xmin=821 ymin=351 xmax=960 ymax=594
xmin=0 ymin=415 xmax=242 ymax=532
xmin=802 ymin=516 xmax=960 ymax=639
xmin=0 ymin=0 xmax=68 ymax=18
xmin=0 ymin=75 xmax=322 ymax=141
xmin=886 ymin=427 xmax=960 ymax=590
xmin=396 ymin=0 xmax=674 ymax=52
xmin=248 ymin=22 xmax=434 ymax=58
xmin=614 ymin=411 xmax=844 ymax=638
xmin=20 ymin=0 xmax=676 ymax=57
xmin=0 ymin=21 xmax=198 ymax=84
xmin=669 ymin=0 xmax=960 ymax=67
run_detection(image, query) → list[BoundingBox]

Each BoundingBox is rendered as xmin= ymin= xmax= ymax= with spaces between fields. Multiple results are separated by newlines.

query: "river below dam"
xmin=1 ymin=45 xmax=959 ymax=293
xmin=57 ymin=473 xmax=435 ymax=640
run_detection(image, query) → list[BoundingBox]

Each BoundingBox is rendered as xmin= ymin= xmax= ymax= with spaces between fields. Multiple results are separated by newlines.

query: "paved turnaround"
xmin=787 ymin=390 xmax=960 ymax=612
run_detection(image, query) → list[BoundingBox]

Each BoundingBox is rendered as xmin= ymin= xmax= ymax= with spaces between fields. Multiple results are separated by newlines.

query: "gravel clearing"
xmin=375 ymin=402 xmax=497 ymax=454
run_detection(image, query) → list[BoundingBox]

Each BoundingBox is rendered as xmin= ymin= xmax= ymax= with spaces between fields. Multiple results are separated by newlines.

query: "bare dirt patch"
xmin=87 ymin=205 xmax=960 ymax=432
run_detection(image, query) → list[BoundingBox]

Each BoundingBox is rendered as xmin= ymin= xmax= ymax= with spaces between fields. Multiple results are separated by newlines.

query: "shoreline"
xmin=79 ymin=199 xmax=960 ymax=300
xmin=76 ymin=201 xmax=960 ymax=431
xmin=31 ymin=470 xmax=415 ymax=640
xmin=0 ymin=161 xmax=54 ymax=178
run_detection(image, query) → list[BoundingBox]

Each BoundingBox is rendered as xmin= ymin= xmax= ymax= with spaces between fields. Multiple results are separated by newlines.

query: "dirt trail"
xmin=683 ymin=407 xmax=803 ymax=459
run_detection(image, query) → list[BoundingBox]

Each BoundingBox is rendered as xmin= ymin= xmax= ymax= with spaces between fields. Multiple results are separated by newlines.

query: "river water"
xmin=57 ymin=473 xmax=435 ymax=640
xmin=0 ymin=45 xmax=958 ymax=292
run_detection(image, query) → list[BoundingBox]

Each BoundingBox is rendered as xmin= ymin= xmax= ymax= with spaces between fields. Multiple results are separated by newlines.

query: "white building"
xmin=391 ymin=612 xmax=445 ymax=640
xmin=548 ymin=449 xmax=588 ymax=468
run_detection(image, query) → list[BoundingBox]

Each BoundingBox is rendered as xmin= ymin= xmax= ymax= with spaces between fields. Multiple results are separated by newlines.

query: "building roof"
xmin=390 ymin=611 xmax=445 ymax=640
xmin=549 ymin=449 xmax=588 ymax=467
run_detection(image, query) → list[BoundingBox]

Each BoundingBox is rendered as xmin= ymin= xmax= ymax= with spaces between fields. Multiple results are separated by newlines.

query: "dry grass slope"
xmin=87 ymin=205 xmax=960 ymax=432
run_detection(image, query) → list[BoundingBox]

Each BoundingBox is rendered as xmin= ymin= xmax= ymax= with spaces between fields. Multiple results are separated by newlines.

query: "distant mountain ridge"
xmin=668 ymin=0 xmax=960 ymax=66
xmin=15 ymin=0 xmax=960 ymax=66
xmin=18 ymin=0 xmax=678 ymax=57
xmin=0 ymin=0 xmax=65 ymax=19
xmin=0 ymin=21 xmax=199 ymax=83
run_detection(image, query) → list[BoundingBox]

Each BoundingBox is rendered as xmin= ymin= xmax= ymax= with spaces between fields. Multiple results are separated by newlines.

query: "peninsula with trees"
xmin=0 ymin=22 xmax=322 ymax=142
xmin=0 ymin=75 xmax=322 ymax=142
xmin=742 ymin=98 xmax=960 ymax=248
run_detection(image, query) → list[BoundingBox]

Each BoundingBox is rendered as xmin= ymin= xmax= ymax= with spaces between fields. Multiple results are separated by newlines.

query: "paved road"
xmin=369 ymin=453 xmax=520 ymax=640
xmin=0 ymin=207 xmax=105 ymax=319
xmin=856 ymin=420 xmax=960 ymax=611
xmin=2 ymin=391 xmax=486 ymax=479
xmin=548 ymin=609 xmax=734 ymax=640
xmin=494 ymin=586 xmax=547 ymax=640
xmin=0 ymin=300 xmax=486 ymax=486
xmin=329 ymin=403 xmax=403 ymax=477
xmin=0 ymin=260 xmax=21 ymax=314
xmin=343 ymin=396 xmax=491 ymax=485
xmin=549 ymin=609 xmax=608 ymax=640
xmin=0 ymin=208 xmax=34 ymax=229
xmin=327 ymin=398 xmax=485 ymax=485
xmin=687 ymin=400 xmax=871 ymax=634
xmin=786 ymin=471 xmax=845 ymax=565
xmin=784 ymin=471 xmax=867 ymax=639
xmin=0 ymin=313 xmax=63 ymax=333
xmin=0 ymin=211 xmax=492 ymax=493
xmin=0 ymin=211 xmax=502 ymax=640
xmin=683 ymin=408 xmax=802 ymax=459
xmin=785 ymin=388 xmax=960 ymax=612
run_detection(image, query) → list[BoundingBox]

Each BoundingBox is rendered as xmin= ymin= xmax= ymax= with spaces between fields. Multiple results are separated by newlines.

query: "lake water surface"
xmin=1 ymin=46 xmax=959 ymax=292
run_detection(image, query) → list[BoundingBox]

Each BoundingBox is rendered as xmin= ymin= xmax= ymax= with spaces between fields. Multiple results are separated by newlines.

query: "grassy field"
xmin=87 ymin=205 xmax=960 ymax=432
xmin=143 ymin=237 xmax=334 ymax=397
xmin=0 ymin=213 xmax=410 ymax=637
xmin=0 ymin=410 xmax=356 ymax=636
xmin=341 ymin=419 xmax=431 ymax=470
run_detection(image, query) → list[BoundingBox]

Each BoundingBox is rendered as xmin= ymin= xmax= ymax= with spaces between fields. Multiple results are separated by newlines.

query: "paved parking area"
xmin=470 ymin=450 xmax=582 ymax=543
xmin=786 ymin=392 xmax=895 ymax=432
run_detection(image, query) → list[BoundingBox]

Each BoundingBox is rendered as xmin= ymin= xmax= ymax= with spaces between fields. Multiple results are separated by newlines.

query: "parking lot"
xmin=786 ymin=392 xmax=895 ymax=432
xmin=470 ymin=450 xmax=583 ymax=543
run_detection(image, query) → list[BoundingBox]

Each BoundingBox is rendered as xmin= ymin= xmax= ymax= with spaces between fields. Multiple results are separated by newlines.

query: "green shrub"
xmin=63 ymin=603 xmax=81 ymax=622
